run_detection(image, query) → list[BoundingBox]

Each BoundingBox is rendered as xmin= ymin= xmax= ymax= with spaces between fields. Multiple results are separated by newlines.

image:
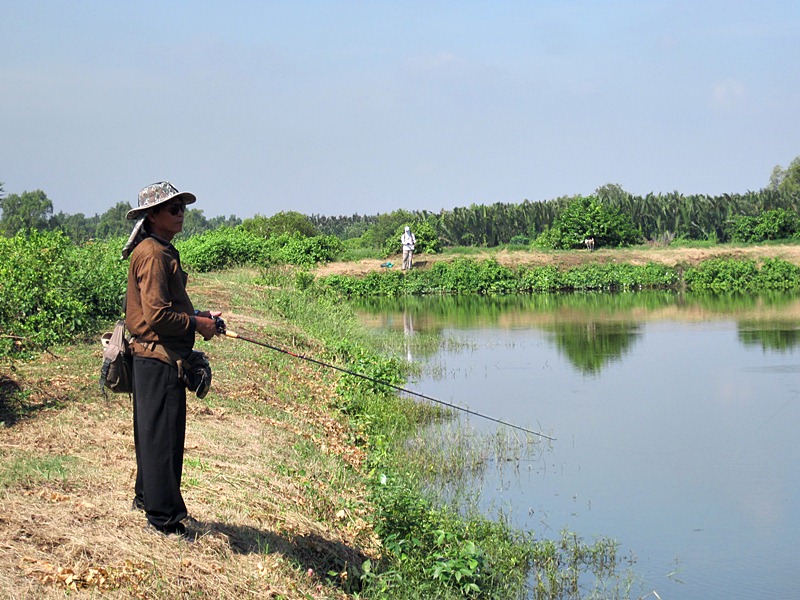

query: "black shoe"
xmin=163 ymin=522 xmax=187 ymax=536
xmin=147 ymin=521 xmax=191 ymax=540
xmin=131 ymin=497 xmax=145 ymax=512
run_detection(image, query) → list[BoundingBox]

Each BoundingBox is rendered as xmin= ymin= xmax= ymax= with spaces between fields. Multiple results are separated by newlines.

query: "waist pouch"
xmin=133 ymin=341 xmax=212 ymax=399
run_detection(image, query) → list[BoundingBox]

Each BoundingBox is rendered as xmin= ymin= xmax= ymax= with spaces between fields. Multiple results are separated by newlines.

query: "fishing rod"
xmin=217 ymin=321 xmax=555 ymax=441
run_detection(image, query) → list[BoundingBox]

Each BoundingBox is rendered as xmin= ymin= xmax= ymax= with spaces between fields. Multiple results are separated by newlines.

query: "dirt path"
xmin=315 ymin=243 xmax=800 ymax=278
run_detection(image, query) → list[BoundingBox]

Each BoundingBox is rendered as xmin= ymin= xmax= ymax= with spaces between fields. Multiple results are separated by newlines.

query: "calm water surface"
xmin=357 ymin=292 xmax=800 ymax=599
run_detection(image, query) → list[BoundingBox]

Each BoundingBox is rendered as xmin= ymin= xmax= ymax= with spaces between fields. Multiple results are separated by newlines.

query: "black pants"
xmin=132 ymin=356 xmax=187 ymax=529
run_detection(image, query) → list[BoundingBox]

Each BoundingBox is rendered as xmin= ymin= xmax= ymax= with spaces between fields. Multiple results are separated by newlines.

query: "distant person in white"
xmin=401 ymin=226 xmax=416 ymax=270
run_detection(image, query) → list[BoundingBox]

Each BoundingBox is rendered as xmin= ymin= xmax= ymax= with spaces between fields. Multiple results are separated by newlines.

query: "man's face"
xmin=150 ymin=199 xmax=185 ymax=239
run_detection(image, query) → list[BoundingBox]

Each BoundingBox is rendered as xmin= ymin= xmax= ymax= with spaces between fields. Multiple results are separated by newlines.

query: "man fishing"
xmin=123 ymin=181 xmax=222 ymax=537
xmin=401 ymin=225 xmax=416 ymax=270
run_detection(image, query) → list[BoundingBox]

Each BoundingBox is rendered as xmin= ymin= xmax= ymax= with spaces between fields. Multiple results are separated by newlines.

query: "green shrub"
xmin=756 ymin=258 xmax=800 ymax=290
xmin=684 ymin=258 xmax=760 ymax=291
xmin=382 ymin=220 xmax=441 ymax=258
xmin=517 ymin=265 xmax=563 ymax=292
xmin=178 ymin=227 xmax=269 ymax=272
xmin=240 ymin=211 xmax=318 ymax=238
xmin=320 ymin=258 xmax=678 ymax=296
xmin=681 ymin=258 xmax=800 ymax=292
xmin=0 ymin=231 xmax=127 ymax=357
xmin=364 ymin=473 xmax=494 ymax=597
xmin=533 ymin=196 xmax=642 ymax=250
xmin=431 ymin=258 xmax=516 ymax=294
xmin=179 ymin=228 xmax=344 ymax=272
xmin=263 ymin=233 xmax=344 ymax=267
xmin=555 ymin=262 xmax=677 ymax=291
xmin=727 ymin=209 xmax=800 ymax=243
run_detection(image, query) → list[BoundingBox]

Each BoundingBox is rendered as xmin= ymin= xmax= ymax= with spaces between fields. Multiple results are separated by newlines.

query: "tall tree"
xmin=208 ymin=214 xmax=242 ymax=229
xmin=180 ymin=208 xmax=210 ymax=237
xmin=780 ymin=156 xmax=800 ymax=195
xmin=359 ymin=210 xmax=416 ymax=249
xmin=96 ymin=201 xmax=133 ymax=238
xmin=768 ymin=165 xmax=784 ymax=192
xmin=768 ymin=156 xmax=800 ymax=195
xmin=0 ymin=189 xmax=53 ymax=235
xmin=595 ymin=183 xmax=630 ymax=203
xmin=52 ymin=211 xmax=97 ymax=241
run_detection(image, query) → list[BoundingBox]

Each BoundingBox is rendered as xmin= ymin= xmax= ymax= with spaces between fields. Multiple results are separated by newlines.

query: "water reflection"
xmin=403 ymin=309 xmax=414 ymax=362
xmin=738 ymin=323 xmax=800 ymax=352
xmin=546 ymin=321 xmax=641 ymax=374
xmin=355 ymin=291 xmax=800 ymax=374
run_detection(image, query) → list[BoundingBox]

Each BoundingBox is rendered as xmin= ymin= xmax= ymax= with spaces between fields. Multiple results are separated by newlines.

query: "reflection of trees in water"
xmin=738 ymin=323 xmax=800 ymax=352
xmin=547 ymin=321 xmax=642 ymax=374
xmin=355 ymin=291 xmax=800 ymax=369
xmin=355 ymin=292 xmax=666 ymax=333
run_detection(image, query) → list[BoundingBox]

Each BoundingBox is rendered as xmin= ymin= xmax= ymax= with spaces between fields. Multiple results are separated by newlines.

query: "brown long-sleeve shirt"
xmin=125 ymin=235 xmax=197 ymax=360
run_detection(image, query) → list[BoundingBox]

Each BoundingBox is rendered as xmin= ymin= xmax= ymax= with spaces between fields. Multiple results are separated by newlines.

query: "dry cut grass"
xmin=316 ymin=242 xmax=800 ymax=277
xmin=0 ymin=272 xmax=380 ymax=599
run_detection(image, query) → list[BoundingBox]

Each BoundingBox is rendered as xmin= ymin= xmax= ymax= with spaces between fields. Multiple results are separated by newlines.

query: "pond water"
xmin=355 ymin=291 xmax=800 ymax=599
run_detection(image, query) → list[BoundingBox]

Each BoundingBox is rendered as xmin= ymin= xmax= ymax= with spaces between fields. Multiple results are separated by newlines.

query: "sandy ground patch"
xmin=315 ymin=244 xmax=800 ymax=278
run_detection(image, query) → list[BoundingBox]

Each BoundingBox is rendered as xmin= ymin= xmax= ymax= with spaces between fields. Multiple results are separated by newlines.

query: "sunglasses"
xmin=165 ymin=202 xmax=186 ymax=216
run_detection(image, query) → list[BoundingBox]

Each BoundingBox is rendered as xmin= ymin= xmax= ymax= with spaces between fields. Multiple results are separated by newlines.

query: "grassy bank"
xmin=318 ymin=255 xmax=800 ymax=297
xmin=4 ymin=267 xmax=582 ymax=598
xmin=314 ymin=241 xmax=800 ymax=279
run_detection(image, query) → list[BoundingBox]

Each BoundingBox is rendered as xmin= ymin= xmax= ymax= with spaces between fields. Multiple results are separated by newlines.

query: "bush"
xmin=426 ymin=258 xmax=515 ymax=294
xmin=533 ymin=196 xmax=641 ymax=250
xmin=684 ymin=258 xmax=760 ymax=291
xmin=179 ymin=228 xmax=344 ymax=271
xmin=0 ymin=231 xmax=127 ymax=357
xmin=263 ymin=233 xmax=344 ymax=267
xmin=364 ymin=473 xmax=493 ymax=597
xmin=382 ymin=220 xmax=441 ymax=258
xmin=727 ymin=209 xmax=800 ymax=243
xmin=240 ymin=211 xmax=318 ymax=238
xmin=320 ymin=258 xmax=678 ymax=296
xmin=178 ymin=227 xmax=269 ymax=272
xmin=684 ymin=257 xmax=800 ymax=292
xmin=756 ymin=258 xmax=800 ymax=290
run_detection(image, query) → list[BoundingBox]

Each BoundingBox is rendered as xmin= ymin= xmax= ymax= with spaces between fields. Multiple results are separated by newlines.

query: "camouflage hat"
xmin=126 ymin=181 xmax=197 ymax=220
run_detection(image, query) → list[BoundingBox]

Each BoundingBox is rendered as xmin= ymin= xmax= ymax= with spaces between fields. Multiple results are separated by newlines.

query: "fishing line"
xmin=223 ymin=329 xmax=555 ymax=441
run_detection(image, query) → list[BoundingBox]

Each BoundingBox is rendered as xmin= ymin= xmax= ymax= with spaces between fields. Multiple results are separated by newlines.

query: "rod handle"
xmin=225 ymin=330 xmax=240 ymax=339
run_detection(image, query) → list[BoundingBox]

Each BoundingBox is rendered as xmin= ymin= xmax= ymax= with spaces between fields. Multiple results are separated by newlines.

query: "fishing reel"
xmin=213 ymin=316 xmax=227 ymax=335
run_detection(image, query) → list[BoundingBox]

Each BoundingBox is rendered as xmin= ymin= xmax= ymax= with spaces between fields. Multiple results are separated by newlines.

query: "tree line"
xmin=0 ymin=186 xmax=241 ymax=241
xmin=2 ymin=155 xmax=799 ymax=249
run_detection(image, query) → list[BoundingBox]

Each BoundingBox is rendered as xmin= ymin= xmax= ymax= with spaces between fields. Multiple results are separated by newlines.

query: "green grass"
xmin=338 ymin=246 xmax=383 ymax=262
xmin=0 ymin=453 xmax=78 ymax=488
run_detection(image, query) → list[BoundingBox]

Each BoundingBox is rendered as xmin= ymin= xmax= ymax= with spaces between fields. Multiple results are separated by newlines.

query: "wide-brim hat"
xmin=126 ymin=181 xmax=196 ymax=220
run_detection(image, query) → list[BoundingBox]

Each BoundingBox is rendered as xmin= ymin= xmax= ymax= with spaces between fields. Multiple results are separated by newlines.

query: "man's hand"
xmin=195 ymin=310 xmax=222 ymax=319
xmin=195 ymin=310 xmax=223 ymax=341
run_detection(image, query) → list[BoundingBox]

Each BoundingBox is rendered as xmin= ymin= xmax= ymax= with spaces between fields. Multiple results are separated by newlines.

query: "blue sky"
xmin=1 ymin=1 xmax=798 ymax=219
